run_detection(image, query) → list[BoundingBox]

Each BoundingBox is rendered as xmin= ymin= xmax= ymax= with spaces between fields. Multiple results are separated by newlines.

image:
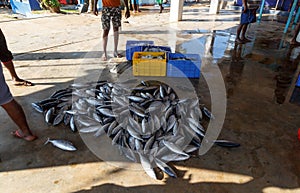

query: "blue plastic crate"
xmin=141 ymin=45 xmax=172 ymax=53
xmin=126 ymin=40 xmax=154 ymax=61
xmin=167 ymin=53 xmax=201 ymax=78
xmin=296 ymin=74 xmax=300 ymax=87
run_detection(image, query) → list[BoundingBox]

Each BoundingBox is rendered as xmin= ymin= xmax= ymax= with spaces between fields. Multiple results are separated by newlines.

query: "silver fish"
xmin=138 ymin=153 xmax=157 ymax=180
xmin=94 ymin=123 xmax=110 ymax=137
xmin=154 ymin=158 xmax=177 ymax=178
xmin=160 ymin=153 xmax=190 ymax=162
xmin=162 ymin=140 xmax=188 ymax=157
xmin=31 ymin=102 xmax=44 ymax=113
xmin=70 ymin=115 xmax=77 ymax=132
xmin=128 ymin=95 xmax=145 ymax=103
xmin=79 ymin=125 xmax=101 ymax=133
xmin=202 ymin=106 xmax=215 ymax=119
xmin=213 ymin=139 xmax=240 ymax=148
xmin=97 ymin=108 xmax=116 ymax=117
xmin=126 ymin=125 xmax=143 ymax=141
xmin=128 ymin=105 xmax=147 ymax=118
xmin=45 ymin=107 xmax=55 ymax=124
xmin=44 ymin=138 xmax=77 ymax=151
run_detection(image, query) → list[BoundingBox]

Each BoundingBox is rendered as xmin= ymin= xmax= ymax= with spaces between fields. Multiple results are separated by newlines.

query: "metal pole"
xmin=284 ymin=0 xmax=298 ymax=33
xmin=257 ymin=0 xmax=266 ymax=23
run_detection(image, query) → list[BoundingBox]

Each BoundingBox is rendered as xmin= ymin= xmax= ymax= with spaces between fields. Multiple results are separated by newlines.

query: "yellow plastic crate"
xmin=132 ymin=52 xmax=167 ymax=76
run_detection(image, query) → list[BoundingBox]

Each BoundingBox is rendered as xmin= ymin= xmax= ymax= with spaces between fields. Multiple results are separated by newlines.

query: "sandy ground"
xmin=0 ymin=2 xmax=300 ymax=193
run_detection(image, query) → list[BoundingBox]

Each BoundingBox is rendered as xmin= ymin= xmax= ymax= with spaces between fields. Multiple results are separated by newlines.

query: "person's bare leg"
xmin=159 ymin=4 xmax=164 ymax=13
xmin=113 ymin=27 xmax=121 ymax=58
xmin=102 ymin=29 xmax=109 ymax=61
xmin=235 ymin=24 xmax=244 ymax=44
xmin=241 ymin=24 xmax=251 ymax=42
xmin=2 ymin=60 xmax=33 ymax=86
xmin=2 ymin=99 xmax=37 ymax=141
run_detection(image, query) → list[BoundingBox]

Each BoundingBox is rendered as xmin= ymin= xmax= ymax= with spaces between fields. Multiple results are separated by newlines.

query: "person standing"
xmin=93 ymin=0 xmax=130 ymax=61
xmin=156 ymin=0 xmax=164 ymax=13
xmin=132 ymin=0 xmax=141 ymax=13
xmin=0 ymin=29 xmax=33 ymax=86
xmin=235 ymin=0 xmax=258 ymax=44
xmin=0 ymin=46 xmax=37 ymax=141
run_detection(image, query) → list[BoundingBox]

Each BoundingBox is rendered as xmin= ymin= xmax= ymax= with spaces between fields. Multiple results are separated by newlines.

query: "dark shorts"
xmin=240 ymin=7 xmax=256 ymax=25
xmin=0 ymin=29 xmax=13 ymax=63
xmin=0 ymin=64 xmax=13 ymax=105
xmin=101 ymin=7 xmax=122 ymax=30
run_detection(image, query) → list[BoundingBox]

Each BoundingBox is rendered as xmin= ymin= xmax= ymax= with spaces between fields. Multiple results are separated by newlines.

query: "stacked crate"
xmin=126 ymin=40 xmax=201 ymax=78
xmin=167 ymin=53 xmax=201 ymax=78
xmin=132 ymin=52 xmax=167 ymax=76
xmin=127 ymin=40 xmax=171 ymax=76
xmin=126 ymin=40 xmax=155 ymax=61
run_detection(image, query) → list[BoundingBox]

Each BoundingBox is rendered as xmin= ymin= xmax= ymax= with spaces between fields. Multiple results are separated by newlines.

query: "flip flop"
xmin=13 ymin=80 xmax=34 ymax=86
xmin=11 ymin=130 xmax=37 ymax=141
xmin=113 ymin=53 xmax=123 ymax=58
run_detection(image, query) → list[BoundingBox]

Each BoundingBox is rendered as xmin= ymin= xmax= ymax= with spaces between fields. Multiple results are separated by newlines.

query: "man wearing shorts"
xmin=235 ymin=0 xmax=258 ymax=44
xmin=0 ymin=29 xmax=37 ymax=141
xmin=93 ymin=0 xmax=130 ymax=61
xmin=0 ymin=29 xmax=33 ymax=86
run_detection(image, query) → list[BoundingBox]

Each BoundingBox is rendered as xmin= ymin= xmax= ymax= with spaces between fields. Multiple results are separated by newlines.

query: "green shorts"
xmin=101 ymin=7 xmax=122 ymax=30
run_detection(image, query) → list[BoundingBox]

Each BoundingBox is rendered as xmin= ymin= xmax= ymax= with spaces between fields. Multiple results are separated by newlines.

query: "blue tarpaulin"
xmin=10 ymin=0 xmax=41 ymax=16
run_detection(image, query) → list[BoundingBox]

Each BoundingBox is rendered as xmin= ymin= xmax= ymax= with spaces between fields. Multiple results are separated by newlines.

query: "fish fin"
xmin=44 ymin=138 xmax=50 ymax=145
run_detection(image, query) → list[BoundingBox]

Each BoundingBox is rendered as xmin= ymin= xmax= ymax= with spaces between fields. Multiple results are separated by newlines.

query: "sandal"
xmin=11 ymin=130 xmax=37 ymax=141
xmin=13 ymin=79 xmax=34 ymax=86
xmin=113 ymin=52 xmax=123 ymax=58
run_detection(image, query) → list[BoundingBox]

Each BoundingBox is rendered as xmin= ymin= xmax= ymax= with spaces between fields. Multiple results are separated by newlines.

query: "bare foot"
xmin=235 ymin=39 xmax=244 ymax=44
xmin=11 ymin=130 xmax=37 ymax=141
xmin=241 ymin=37 xmax=251 ymax=42
xmin=101 ymin=54 xmax=107 ymax=61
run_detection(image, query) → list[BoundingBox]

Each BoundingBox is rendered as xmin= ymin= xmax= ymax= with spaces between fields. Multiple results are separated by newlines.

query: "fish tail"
xmin=44 ymin=138 xmax=50 ymax=145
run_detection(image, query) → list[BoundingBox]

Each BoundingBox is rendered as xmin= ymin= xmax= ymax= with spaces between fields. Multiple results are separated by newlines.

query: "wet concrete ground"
xmin=0 ymin=2 xmax=300 ymax=193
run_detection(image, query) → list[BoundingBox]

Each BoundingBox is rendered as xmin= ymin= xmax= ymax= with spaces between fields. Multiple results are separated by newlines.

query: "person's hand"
xmin=243 ymin=7 xmax=248 ymax=13
xmin=93 ymin=10 xmax=98 ymax=16
xmin=125 ymin=9 xmax=130 ymax=19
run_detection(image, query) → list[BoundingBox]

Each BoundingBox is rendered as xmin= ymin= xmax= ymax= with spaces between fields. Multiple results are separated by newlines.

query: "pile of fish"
xmin=32 ymin=80 xmax=240 ymax=179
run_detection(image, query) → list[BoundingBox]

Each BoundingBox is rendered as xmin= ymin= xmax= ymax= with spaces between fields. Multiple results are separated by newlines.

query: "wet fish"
xmin=94 ymin=123 xmax=110 ymax=137
xmin=31 ymin=102 xmax=44 ymax=113
xmin=138 ymin=153 xmax=157 ymax=179
xmin=44 ymin=138 xmax=77 ymax=151
xmin=162 ymin=140 xmax=189 ymax=157
xmin=201 ymin=106 xmax=215 ymax=120
xmin=97 ymin=108 xmax=116 ymax=117
xmin=213 ymin=140 xmax=240 ymax=148
xmin=70 ymin=116 xmax=77 ymax=132
xmin=79 ymin=125 xmax=101 ymax=133
xmin=33 ymin=80 xmax=239 ymax=180
xmin=45 ymin=107 xmax=55 ymax=124
xmin=154 ymin=158 xmax=177 ymax=178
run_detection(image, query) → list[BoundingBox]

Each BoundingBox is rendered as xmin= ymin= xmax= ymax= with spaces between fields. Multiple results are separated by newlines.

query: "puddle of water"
xmin=178 ymin=29 xmax=300 ymax=105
